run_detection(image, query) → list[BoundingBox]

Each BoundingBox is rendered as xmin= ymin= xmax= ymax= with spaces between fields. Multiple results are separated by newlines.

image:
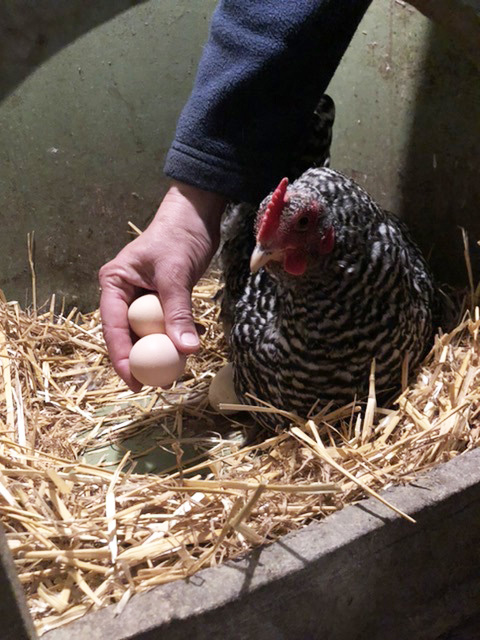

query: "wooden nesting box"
xmin=2 ymin=447 xmax=480 ymax=639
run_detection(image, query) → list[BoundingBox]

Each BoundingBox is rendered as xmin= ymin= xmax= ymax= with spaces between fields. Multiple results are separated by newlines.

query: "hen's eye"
xmin=295 ymin=215 xmax=309 ymax=231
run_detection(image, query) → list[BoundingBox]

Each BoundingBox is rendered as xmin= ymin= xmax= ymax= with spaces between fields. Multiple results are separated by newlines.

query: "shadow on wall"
xmin=0 ymin=0 xmax=148 ymax=101
xmin=399 ymin=23 xmax=480 ymax=287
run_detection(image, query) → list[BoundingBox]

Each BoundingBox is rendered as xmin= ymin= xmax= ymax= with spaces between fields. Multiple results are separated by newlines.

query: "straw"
xmin=1 ymin=268 xmax=479 ymax=635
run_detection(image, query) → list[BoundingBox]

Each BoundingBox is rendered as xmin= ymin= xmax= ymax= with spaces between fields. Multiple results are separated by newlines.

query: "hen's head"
xmin=251 ymin=177 xmax=335 ymax=276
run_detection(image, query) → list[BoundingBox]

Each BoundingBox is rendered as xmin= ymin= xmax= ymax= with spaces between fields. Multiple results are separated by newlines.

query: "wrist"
xmin=160 ymin=181 xmax=227 ymax=244
xmin=169 ymin=180 xmax=227 ymax=205
xmin=169 ymin=179 xmax=226 ymax=215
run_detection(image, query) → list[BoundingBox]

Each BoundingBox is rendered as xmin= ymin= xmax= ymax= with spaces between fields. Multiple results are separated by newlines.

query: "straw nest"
xmin=1 ymin=266 xmax=480 ymax=635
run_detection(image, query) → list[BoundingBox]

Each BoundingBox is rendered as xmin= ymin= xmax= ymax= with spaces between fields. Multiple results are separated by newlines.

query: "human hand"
xmin=99 ymin=181 xmax=227 ymax=391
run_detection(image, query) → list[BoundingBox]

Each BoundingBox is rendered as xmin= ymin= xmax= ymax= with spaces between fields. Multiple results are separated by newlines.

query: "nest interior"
xmin=1 ymin=270 xmax=480 ymax=636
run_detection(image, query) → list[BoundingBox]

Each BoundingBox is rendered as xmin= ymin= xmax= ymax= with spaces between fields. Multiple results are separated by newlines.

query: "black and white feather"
xmin=219 ymin=96 xmax=439 ymax=430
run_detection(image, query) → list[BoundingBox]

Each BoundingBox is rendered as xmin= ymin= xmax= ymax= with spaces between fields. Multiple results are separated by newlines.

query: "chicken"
xmin=219 ymin=97 xmax=438 ymax=431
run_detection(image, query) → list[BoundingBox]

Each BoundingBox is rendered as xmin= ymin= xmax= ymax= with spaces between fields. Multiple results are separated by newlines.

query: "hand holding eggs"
xmin=128 ymin=294 xmax=186 ymax=388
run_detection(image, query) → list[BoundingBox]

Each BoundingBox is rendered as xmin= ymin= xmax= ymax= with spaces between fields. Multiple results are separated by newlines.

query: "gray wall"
xmin=0 ymin=0 xmax=479 ymax=310
xmin=329 ymin=1 xmax=480 ymax=286
xmin=0 ymin=0 xmax=217 ymax=309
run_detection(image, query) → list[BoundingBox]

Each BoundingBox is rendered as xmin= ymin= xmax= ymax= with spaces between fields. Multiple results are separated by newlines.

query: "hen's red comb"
xmin=257 ymin=177 xmax=289 ymax=244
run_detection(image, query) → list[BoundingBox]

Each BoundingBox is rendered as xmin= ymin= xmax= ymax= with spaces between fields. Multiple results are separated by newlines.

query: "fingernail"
xmin=181 ymin=332 xmax=199 ymax=347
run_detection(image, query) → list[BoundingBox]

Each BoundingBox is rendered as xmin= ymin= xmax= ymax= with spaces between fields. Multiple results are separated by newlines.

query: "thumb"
xmin=159 ymin=284 xmax=199 ymax=354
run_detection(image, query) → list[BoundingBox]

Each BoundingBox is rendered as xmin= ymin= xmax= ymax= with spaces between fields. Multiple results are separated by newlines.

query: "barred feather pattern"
xmin=225 ymin=168 xmax=437 ymax=430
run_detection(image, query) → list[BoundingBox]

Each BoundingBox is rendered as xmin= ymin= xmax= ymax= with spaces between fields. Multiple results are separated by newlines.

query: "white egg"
xmin=128 ymin=294 xmax=165 ymax=337
xmin=208 ymin=363 xmax=240 ymax=414
xmin=129 ymin=334 xmax=186 ymax=387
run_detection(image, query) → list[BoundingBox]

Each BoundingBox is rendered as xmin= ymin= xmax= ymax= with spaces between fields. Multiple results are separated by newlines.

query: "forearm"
xmin=164 ymin=0 xmax=372 ymax=203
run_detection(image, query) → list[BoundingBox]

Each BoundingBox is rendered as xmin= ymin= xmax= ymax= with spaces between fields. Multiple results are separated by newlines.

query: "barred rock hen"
xmin=220 ymin=98 xmax=438 ymax=430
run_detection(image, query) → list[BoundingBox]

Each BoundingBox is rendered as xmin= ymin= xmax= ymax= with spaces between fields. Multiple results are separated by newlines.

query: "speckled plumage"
xmin=220 ymin=98 xmax=438 ymax=430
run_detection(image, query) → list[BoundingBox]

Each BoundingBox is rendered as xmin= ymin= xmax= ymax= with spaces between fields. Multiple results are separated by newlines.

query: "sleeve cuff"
xmin=164 ymin=140 xmax=278 ymax=204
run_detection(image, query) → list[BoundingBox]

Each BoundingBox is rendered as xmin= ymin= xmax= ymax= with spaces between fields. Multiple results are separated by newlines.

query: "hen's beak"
xmin=250 ymin=245 xmax=282 ymax=273
xmin=250 ymin=245 xmax=270 ymax=273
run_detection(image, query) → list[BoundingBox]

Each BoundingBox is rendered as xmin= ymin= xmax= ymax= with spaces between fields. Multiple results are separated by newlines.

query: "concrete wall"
xmin=329 ymin=1 xmax=480 ymax=289
xmin=0 ymin=1 xmax=479 ymax=310
xmin=0 ymin=0 xmax=217 ymax=309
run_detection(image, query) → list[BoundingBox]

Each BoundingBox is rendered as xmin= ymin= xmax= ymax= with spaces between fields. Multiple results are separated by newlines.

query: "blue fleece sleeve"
xmin=164 ymin=0 xmax=371 ymax=203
